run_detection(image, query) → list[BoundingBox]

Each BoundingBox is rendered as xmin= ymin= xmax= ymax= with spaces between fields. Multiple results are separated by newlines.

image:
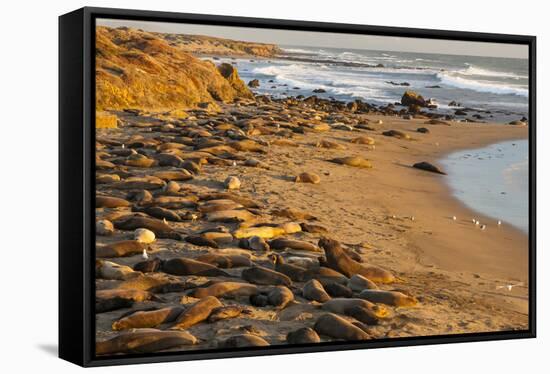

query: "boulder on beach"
xmin=401 ymin=90 xmax=426 ymax=107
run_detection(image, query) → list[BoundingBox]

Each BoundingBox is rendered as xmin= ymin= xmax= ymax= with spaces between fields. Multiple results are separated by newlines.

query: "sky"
xmin=97 ymin=18 xmax=528 ymax=59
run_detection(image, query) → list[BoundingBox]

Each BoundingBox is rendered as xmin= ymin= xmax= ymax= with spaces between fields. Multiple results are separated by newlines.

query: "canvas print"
xmin=94 ymin=18 xmax=530 ymax=357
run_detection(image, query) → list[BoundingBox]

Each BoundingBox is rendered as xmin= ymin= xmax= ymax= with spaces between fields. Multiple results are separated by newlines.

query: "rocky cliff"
xmin=96 ymin=26 xmax=254 ymax=111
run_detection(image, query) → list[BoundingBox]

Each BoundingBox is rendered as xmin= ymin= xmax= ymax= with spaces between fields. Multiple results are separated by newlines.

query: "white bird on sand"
xmin=480 ymin=224 xmax=486 ymax=230
xmin=472 ymin=218 xmax=476 ymax=224
xmin=232 ymin=160 xmax=237 ymax=167
xmin=410 ymin=216 xmax=415 ymax=221
xmin=475 ymin=220 xmax=480 ymax=226
xmin=121 ymin=144 xmax=125 ymax=149
xmin=498 ymin=220 xmax=502 ymax=226
xmin=142 ymin=249 xmax=149 ymax=260
xmin=496 ymin=282 xmax=523 ymax=291
xmin=452 ymin=216 xmax=457 ymax=221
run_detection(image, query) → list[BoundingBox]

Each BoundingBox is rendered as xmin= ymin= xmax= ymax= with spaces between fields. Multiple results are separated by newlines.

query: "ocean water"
xmin=206 ymin=46 xmax=529 ymax=123
xmin=439 ymin=140 xmax=529 ymax=233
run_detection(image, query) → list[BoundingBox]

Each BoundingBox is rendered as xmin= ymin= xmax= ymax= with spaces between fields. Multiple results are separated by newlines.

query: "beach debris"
xmin=412 ymin=161 xmax=446 ymax=175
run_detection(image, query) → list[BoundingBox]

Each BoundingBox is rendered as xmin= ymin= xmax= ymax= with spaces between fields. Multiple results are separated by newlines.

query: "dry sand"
xmin=95 ymin=106 xmax=529 ymax=353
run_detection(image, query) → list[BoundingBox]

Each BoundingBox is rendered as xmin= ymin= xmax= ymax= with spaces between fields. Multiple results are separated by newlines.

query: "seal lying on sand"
xmin=112 ymin=306 xmax=184 ymax=330
xmin=219 ymin=334 xmax=269 ymax=348
xmin=359 ymin=289 xmax=418 ymax=307
xmin=269 ymin=254 xmax=312 ymax=282
xmin=113 ymin=216 xmax=180 ymax=239
xmin=287 ymin=327 xmax=321 ymax=344
xmin=242 ymin=266 xmax=292 ymax=286
xmin=162 ymin=258 xmax=230 ymax=277
xmin=314 ymin=313 xmax=370 ymax=341
xmin=302 ymin=279 xmax=331 ymax=302
xmin=96 ymin=329 xmax=197 ymax=355
xmin=190 ymin=281 xmax=259 ymax=299
xmin=319 ymin=238 xmax=395 ymax=283
xmin=96 ymin=240 xmax=145 ymax=258
xmin=172 ymin=296 xmax=223 ymax=329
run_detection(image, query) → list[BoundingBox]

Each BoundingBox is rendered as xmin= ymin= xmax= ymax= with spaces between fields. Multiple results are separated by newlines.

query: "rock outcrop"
xmin=96 ymin=27 xmax=253 ymax=111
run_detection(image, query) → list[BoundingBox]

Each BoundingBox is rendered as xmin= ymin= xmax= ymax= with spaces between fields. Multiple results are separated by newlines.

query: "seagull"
xmin=121 ymin=144 xmax=125 ymax=149
xmin=498 ymin=220 xmax=502 ymax=226
xmin=472 ymin=218 xmax=476 ymax=224
xmin=475 ymin=220 xmax=480 ymax=226
xmin=452 ymin=216 xmax=457 ymax=221
xmin=496 ymin=282 xmax=523 ymax=291
xmin=480 ymin=224 xmax=486 ymax=230
xmin=142 ymin=249 xmax=149 ymax=260
xmin=232 ymin=160 xmax=237 ymax=167
xmin=410 ymin=216 xmax=415 ymax=221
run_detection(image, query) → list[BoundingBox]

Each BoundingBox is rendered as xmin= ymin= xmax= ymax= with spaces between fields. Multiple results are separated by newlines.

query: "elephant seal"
xmin=242 ymin=266 xmax=292 ymax=286
xmin=190 ymin=282 xmax=259 ymax=299
xmin=348 ymin=274 xmax=378 ymax=292
xmin=172 ymin=296 xmax=223 ymax=329
xmin=269 ymin=238 xmax=320 ymax=252
xmin=224 ymin=176 xmax=241 ymax=190
xmin=134 ymin=228 xmax=156 ymax=244
xmin=95 ymin=289 xmax=157 ymax=313
xmin=233 ymin=226 xmax=285 ymax=239
xmin=350 ymin=136 xmax=375 ymax=145
xmin=295 ymin=172 xmax=321 ymax=184
xmin=413 ymin=161 xmax=446 ymax=175
xmin=324 ymin=282 xmax=353 ymax=298
xmin=196 ymin=254 xmax=252 ymax=269
xmin=249 ymin=293 xmax=269 ymax=307
xmin=302 ymin=279 xmax=331 ymax=302
xmin=113 ymin=216 xmax=180 ymax=239
xmin=96 ymin=259 xmax=138 ymax=280
xmin=208 ymin=305 xmax=248 ymax=322
xmin=300 ymin=222 xmax=328 ymax=234
xmin=267 ymin=286 xmax=295 ymax=309
xmin=162 ymin=258 xmax=230 ymax=277
xmin=319 ymin=238 xmax=394 ymax=283
xmin=96 ymin=240 xmax=145 ymax=258
xmin=112 ymin=307 xmax=184 ymax=330
xmin=359 ymin=289 xmax=418 ymax=307
xmin=207 ymin=209 xmax=257 ymax=223
xmin=133 ymin=206 xmax=182 ymax=222
xmin=272 ymin=207 xmax=317 ymax=221
xmin=314 ymin=313 xmax=370 ymax=341
xmin=96 ymin=195 xmax=131 ymax=208
xmin=322 ymin=298 xmax=389 ymax=324
xmin=269 ymin=254 xmax=312 ymax=282
xmin=184 ymin=235 xmax=219 ymax=249
xmin=96 ymin=329 xmax=196 ymax=355
xmin=134 ymin=258 xmax=162 ymax=273
xmin=96 ymin=219 xmax=114 ymax=236
xmin=239 ymin=236 xmax=270 ymax=251
xmin=287 ymin=327 xmax=321 ymax=344
xmin=219 ymin=334 xmax=269 ymax=348
xmin=316 ymin=267 xmax=349 ymax=285
xmin=329 ymin=156 xmax=372 ymax=168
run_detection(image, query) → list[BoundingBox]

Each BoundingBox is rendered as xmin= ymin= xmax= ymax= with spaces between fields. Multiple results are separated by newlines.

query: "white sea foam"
xmin=436 ymin=71 xmax=528 ymax=97
xmin=462 ymin=65 xmax=527 ymax=79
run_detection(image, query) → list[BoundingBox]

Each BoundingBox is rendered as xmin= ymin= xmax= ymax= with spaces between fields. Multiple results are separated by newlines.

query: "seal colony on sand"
xmin=94 ymin=26 xmax=529 ymax=356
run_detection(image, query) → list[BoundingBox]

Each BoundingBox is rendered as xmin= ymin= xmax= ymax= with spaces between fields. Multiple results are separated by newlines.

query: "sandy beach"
xmin=93 ymin=25 xmax=529 ymax=355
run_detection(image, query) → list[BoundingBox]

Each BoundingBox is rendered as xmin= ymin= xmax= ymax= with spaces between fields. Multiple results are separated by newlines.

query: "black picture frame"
xmin=59 ymin=6 xmax=537 ymax=367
